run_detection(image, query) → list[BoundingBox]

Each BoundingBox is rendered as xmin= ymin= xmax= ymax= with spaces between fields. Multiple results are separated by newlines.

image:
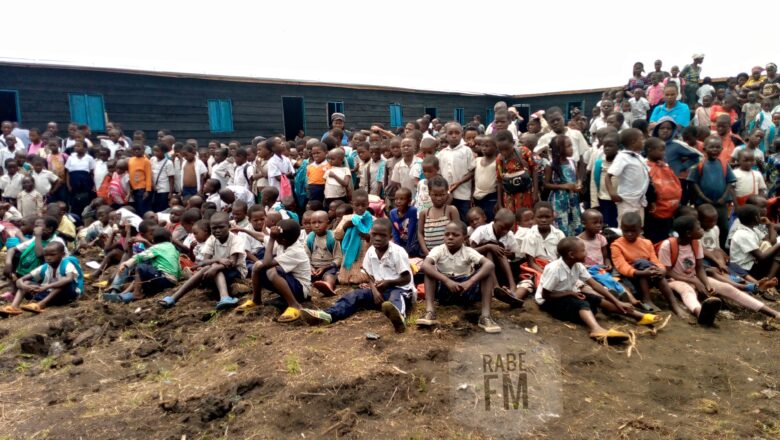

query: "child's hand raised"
xmin=230 ymin=227 xmax=245 ymax=234
xmin=760 ymin=216 xmax=772 ymax=225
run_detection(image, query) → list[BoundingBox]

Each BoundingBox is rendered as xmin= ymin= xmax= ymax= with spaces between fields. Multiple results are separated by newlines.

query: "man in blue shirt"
xmin=650 ymin=85 xmax=691 ymax=127
xmin=321 ymin=112 xmax=349 ymax=145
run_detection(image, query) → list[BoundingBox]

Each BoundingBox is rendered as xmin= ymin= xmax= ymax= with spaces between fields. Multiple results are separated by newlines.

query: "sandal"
xmin=158 ymin=296 xmax=176 ymax=309
xmin=493 ymin=287 xmax=524 ymax=308
xmin=636 ymin=313 xmax=662 ymax=326
xmin=20 ymin=303 xmax=43 ymax=314
xmin=215 ymin=297 xmax=239 ymax=311
xmin=92 ymin=280 xmax=109 ymax=288
xmin=235 ymin=299 xmax=257 ymax=313
xmin=381 ymin=301 xmax=406 ymax=333
xmin=0 ymin=304 xmax=22 ymax=316
xmin=697 ymin=297 xmax=722 ymax=326
xmin=300 ymin=308 xmax=332 ymax=326
xmin=589 ymin=329 xmax=630 ymax=344
xmin=312 ymin=281 xmax=336 ymax=297
xmin=102 ymin=292 xmax=135 ymax=304
xmin=416 ymin=311 xmax=438 ymax=327
xmin=278 ymin=307 xmax=301 ymax=323
xmin=478 ymin=316 xmax=502 ymax=334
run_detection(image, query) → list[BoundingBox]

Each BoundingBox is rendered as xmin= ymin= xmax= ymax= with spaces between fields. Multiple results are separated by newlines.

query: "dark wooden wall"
xmin=0 ymin=64 xmax=502 ymax=143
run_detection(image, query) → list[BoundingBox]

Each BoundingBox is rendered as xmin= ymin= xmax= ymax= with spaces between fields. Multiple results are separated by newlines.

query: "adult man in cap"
xmin=681 ymin=54 xmax=704 ymax=108
xmin=322 ymin=112 xmax=349 ymax=145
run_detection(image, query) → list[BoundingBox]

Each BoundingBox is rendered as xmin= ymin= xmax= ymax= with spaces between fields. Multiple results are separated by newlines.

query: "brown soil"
xmin=2 ymin=262 xmax=780 ymax=439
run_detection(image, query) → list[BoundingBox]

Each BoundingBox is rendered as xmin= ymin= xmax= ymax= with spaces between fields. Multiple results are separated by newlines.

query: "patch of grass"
xmin=14 ymin=360 xmax=31 ymax=373
xmin=416 ymin=376 xmax=428 ymax=393
xmin=757 ymin=420 xmax=780 ymax=436
xmin=285 ymin=356 xmax=301 ymax=375
xmin=224 ymin=363 xmax=239 ymax=373
xmin=140 ymin=319 xmax=158 ymax=330
xmin=156 ymin=369 xmax=173 ymax=382
xmin=40 ymin=356 xmax=56 ymax=370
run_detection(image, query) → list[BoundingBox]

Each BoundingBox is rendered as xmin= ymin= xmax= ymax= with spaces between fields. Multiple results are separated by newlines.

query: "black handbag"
xmin=500 ymin=150 xmax=532 ymax=194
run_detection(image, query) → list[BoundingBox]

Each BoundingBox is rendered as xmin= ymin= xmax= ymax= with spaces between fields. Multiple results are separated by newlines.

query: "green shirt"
xmin=134 ymin=242 xmax=181 ymax=280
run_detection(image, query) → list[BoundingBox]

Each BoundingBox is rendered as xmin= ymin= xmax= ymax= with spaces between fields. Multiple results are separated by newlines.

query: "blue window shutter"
xmin=208 ymin=100 xmax=220 ymax=132
xmin=220 ymin=100 xmax=233 ymax=132
xmin=85 ymin=95 xmax=105 ymax=131
xmin=390 ymin=104 xmax=402 ymax=128
xmin=454 ymin=108 xmax=464 ymax=125
xmin=336 ymin=102 xmax=344 ymax=113
xmin=69 ymin=94 xmax=87 ymax=125
xmin=486 ymin=108 xmax=494 ymax=124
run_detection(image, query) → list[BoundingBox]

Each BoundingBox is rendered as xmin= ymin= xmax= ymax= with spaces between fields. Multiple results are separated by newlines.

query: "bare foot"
xmin=759 ymin=277 xmax=778 ymax=290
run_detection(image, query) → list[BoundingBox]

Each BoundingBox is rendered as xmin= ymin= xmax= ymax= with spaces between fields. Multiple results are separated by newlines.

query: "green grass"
xmin=416 ymin=376 xmax=428 ymax=393
xmin=224 ymin=363 xmax=239 ymax=373
xmin=40 ymin=356 xmax=56 ymax=370
xmin=14 ymin=361 xmax=31 ymax=373
xmin=285 ymin=356 xmax=301 ymax=375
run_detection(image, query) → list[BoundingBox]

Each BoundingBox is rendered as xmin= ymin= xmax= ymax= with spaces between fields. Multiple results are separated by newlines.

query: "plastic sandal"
xmin=158 ymin=296 xmax=176 ymax=309
xmin=636 ymin=313 xmax=662 ymax=326
xmin=20 ymin=303 xmax=43 ymax=314
xmin=215 ymin=297 xmax=239 ymax=311
xmin=590 ymin=329 xmax=630 ymax=344
xmin=278 ymin=307 xmax=301 ymax=323
xmin=235 ymin=299 xmax=257 ymax=313
xmin=0 ymin=305 xmax=22 ymax=316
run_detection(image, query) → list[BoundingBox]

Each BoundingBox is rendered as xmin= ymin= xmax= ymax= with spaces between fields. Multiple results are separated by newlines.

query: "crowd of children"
xmin=1 ymin=58 xmax=780 ymax=344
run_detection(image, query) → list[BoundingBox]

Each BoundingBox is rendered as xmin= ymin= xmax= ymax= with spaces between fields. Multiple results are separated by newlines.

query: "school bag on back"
xmin=648 ymin=162 xmax=682 ymax=219
xmin=306 ymin=231 xmax=335 ymax=254
xmin=654 ymin=237 xmax=699 ymax=268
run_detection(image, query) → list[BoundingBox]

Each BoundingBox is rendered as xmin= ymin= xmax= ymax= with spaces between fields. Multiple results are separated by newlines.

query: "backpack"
xmin=695 ymin=159 xmax=728 ymax=179
xmin=96 ymin=174 xmax=111 ymax=200
xmin=654 ymin=237 xmax=699 ymax=268
xmin=648 ymin=162 xmax=682 ymax=219
xmin=41 ymin=256 xmax=84 ymax=296
xmin=306 ymin=231 xmax=335 ymax=254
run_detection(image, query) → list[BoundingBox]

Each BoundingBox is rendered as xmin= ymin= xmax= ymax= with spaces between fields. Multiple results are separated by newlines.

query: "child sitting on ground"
xmin=300 ymin=218 xmax=414 ymax=333
xmin=660 ymin=215 xmax=780 ymax=326
xmin=75 ymin=206 xmax=114 ymax=253
xmin=610 ymin=212 xmax=680 ymax=315
xmin=0 ymin=242 xmax=83 ymax=316
xmin=730 ymin=205 xmax=780 ymax=282
xmin=389 ymin=188 xmax=419 ymax=257
xmin=103 ymin=227 xmax=181 ymax=304
xmin=159 ymin=213 xmax=243 ymax=310
xmin=536 ymin=237 xmax=661 ymax=344
xmin=238 ymin=219 xmax=311 ymax=323
xmin=306 ymin=210 xmax=342 ymax=297
xmin=733 ymin=150 xmax=767 ymax=205
xmin=466 ymin=206 xmax=487 ymax=236
xmin=417 ymin=220 xmax=503 ymax=333
xmin=232 ymin=205 xmax=267 ymax=271
xmin=335 ymin=189 xmax=374 ymax=285
xmin=470 ymin=208 xmax=529 ymax=303
xmin=521 ymin=202 xmax=566 ymax=273
xmin=182 ymin=219 xmax=210 ymax=264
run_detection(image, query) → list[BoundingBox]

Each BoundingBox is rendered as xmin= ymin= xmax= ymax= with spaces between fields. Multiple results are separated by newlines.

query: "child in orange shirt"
xmin=610 ymin=212 xmax=681 ymax=316
xmin=306 ymin=142 xmax=328 ymax=204
xmin=128 ymin=144 xmax=152 ymax=215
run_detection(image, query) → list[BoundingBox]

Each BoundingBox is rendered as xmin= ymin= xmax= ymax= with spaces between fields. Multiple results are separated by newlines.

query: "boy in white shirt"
xmin=628 ymin=89 xmax=651 ymax=121
xmin=323 ymin=148 xmax=351 ymax=208
xmin=605 ymin=129 xmax=649 ymax=224
xmin=210 ymin=148 xmax=234 ymax=191
xmin=150 ymin=144 xmax=176 ymax=213
xmin=732 ymin=149 xmax=766 ymax=203
xmin=30 ymin=157 xmax=60 ymax=199
xmin=521 ymin=202 xmax=567 ymax=272
xmin=267 ymin=137 xmax=294 ymax=191
xmin=0 ymin=160 xmax=24 ymax=202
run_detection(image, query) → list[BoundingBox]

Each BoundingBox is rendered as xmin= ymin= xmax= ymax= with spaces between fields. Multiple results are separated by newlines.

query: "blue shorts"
xmin=204 ymin=266 xmax=243 ymax=292
xmin=137 ymin=262 xmax=177 ymax=296
xmin=312 ymin=266 xmax=338 ymax=282
xmin=32 ymin=283 xmax=79 ymax=305
xmin=435 ymin=275 xmax=482 ymax=306
xmin=259 ymin=266 xmax=307 ymax=302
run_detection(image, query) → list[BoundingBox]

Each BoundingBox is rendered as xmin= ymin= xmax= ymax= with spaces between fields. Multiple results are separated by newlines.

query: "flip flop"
xmin=381 ymin=301 xmax=406 ymax=333
xmin=91 ymin=280 xmax=109 ymax=288
xmin=102 ymin=292 xmax=135 ymax=304
xmin=235 ymin=299 xmax=257 ymax=313
xmin=636 ymin=313 xmax=662 ymax=326
xmin=493 ymin=287 xmax=524 ymax=308
xmin=277 ymin=307 xmax=301 ymax=323
xmin=416 ymin=311 xmax=438 ymax=327
xmin=0 ymin=305 xmax=22 ymax=316
xmin=158 ymin=296 xmax=176 ymax=309
xmin=589 ymin=329 xmax=630 ymax=344
xmin=20 ymin=302 xmax=43 ymax=314
xmin=312 ymin=281 xmax=336 ymax=297
xmin=300 ymin=308 xmax=332 ymax=326
xmin=215 ymin=297 xmax=239 ymax=311
xmin=697 ymin=297 xmax=722 ymax=326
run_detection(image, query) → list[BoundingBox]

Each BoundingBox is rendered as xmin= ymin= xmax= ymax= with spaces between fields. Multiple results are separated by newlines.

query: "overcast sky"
xmin=4 ymin=1 xmax=776 ymax=95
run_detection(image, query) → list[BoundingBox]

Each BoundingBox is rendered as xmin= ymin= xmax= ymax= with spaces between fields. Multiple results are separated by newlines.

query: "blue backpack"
xmin=306 ymin=231 xmax=335 ymax=254
xmin=40 ymin=255 xmax=84 ymax=296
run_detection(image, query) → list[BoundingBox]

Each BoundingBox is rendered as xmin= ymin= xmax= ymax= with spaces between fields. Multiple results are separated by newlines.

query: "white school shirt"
xmin=31 ymin=169 xmax=58 ymax=196
xmin=534 ymin=258 xmax=591 ymax=305
xmin=390 ymin=158 xmax=416 ymax=193
xmin=729 ymin=224 xmax=762 ymax=271
xmin=93 ymin=159 xmax=108 ymax=191
xmin=473 ymin=157 xmax=497 ymax=200
xmin=437 ymin=141 xmax=476 ymax=201
xmin=29 ymin=258 xmax=81 ymax=295
xmin=362 ymin=242 xmax=415 ymax=293
xmin=225 ymin=185 xmax=255 ymax=207
xmin=151 ymin=157 xmax=175 ymax=193
xmin=211 ymin=160 xmax=234 ymax=190
xmin=179 ymin=158 xmax=208 ymax=192
xmin=628 ymin=97 xmax=651 ymax=121
xmin=732 ymin=146 xmax=765 ymax=163
xmin=608 ymin=150 xmax=648 ymax=206
xmin=65 ymin=154 xmax=96 ymax=173
xmin=323 ymin=166 xmax=351 ymax=198
xmin=172 ymin=157 xmax=183 ymax=193
xmin=426 ymin=244 xmax=484 ymax=278
xmin=201 ymin=232 xmax=247 ymax=277
xmin=99 ymin=139 xmax=125 ymax=159
xmin=232 ymin=162 xmax=255 ymax=188
xmin=470 ymin=223 xmax=522 ymax=257
xmin=0 ymin=173 xmax=24 ymax=199
xmin=274 ymin=240 xmax=312 ymax=298
xmin=520 ymin=225 xmax=566 ymax=260
xmin=701 ymin=226 xmax=720 ymax=252
xmin=535 ymin=128 xmax=591 ymax=163
xmin=733 ymin=168 xmax=767 ymax=198
xmin=267 ymin=154 xmax=294 ymax=190
xmin=0 ymin=147 xmax=20 ymax=173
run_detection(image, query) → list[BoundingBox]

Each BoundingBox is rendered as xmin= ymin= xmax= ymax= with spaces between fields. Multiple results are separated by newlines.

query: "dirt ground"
xmin=2 ymin=258 xmax=780 ymax=440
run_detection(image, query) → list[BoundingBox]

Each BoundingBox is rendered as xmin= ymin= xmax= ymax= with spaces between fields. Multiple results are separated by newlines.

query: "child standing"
xmin=473 ymin=133 xmax=499 ymax=222
xmin=417 ymin=221 xmax=503 ymax=333
xmin=150 ymin=143 xmax=175 ymax=213
xmin=0 ymin=160 xmax=23 ymax=203
xmin=536 ymin=237 xmax=660 ymax=343
xmin=300 ymin=218 xmax=414 ymax=333
xmin=437 ymin=122 xmax=475 ymax=221
xmin=389 ymin=188 xmax=419 ymax=257
xmin=389 ymin=137 xmax=418 ymax=196
xmin=644 ymin=138 xmax=682 ymax=243
xmin=733 ymin=149 xmax=767 ymax=205
xmin=414 ymin=156 xmax=438 ymax=216
xmin=417 ymin=176 xmax=460 ymax=257
xmin=589 ymin=132 xmax=619 ymax=227
xmin=629 ymin=88 xmax=651 ymax=121
xmin=267 ymin=137 xmax=294 ymax=192
xmin=544 ymin=135 xmax=582 ymax=236
xmin=323 ymin=148 xmax=351 ymax=209
xmin=30 ymin=157 xmax=60 ymax=202
xmin=17 ymin=177 xmax=44 ymax=218
xmin=606 ymin=128 xmax=649 ymax=225
xmin=687 ymin=135 xmax=737 ymax=247
xmin=46 ymin=138 xmax=68 ymax=204
xmin=306 ymin=142 xmax=328 ymax=204
xmin=127 ymin=144 xmax=152 ymax=215
xmin=496 ymin=130 xmax=535 ymax=215
xmin=306 ymin=210 xmax=342 ymax=297
xmin=179 ymin=145 xmax=208 ymax=198
xmin=210 ymin=148 xmax=234 ymax=190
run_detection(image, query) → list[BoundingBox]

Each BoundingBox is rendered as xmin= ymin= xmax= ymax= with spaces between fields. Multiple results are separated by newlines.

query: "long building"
xmin=0 ymin=61 xmax=605 ymax=141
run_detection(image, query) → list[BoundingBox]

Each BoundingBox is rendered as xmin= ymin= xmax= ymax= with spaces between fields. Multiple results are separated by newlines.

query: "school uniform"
xmin=437 ymin=141 xmax=476 ymax=221
xmin=150 ymin=156 xmax=175 ymax=212
xmin=0 ymin=147 xmax=21 ymax=173
xmin=609 ymin=150 xmax=649 ymax=224
xmin=231 ymin=162 xmax=255 ymax=188
xmin=473 ymin=157 xmax=498 ymax=222
xmin=258 ymin=240 xmax=311 ymax=302
xmin=322 ymin=242 xmax=414 ymax=322
xmin=0 ymin=173 xmax=24 ymax=201
xmin=425 ymin=244 xmax=485 ymax=305
xmin=323 ymin=166 xmax=351 ymax=207
xmin=202 ymin=232 xmax=247 ymax=290
xmin=535 ymin=257 xmax=601 ymax=322
xmin=305 ymin=232 xmax=343 ymax=281
xmin=390 ymin=158 xmax=416 ymax=194
xmin=17 ymin=190 xmax=44 ymax=218
xmin=470 ymin=223 xmax=522 ymax=257
xmin=519 ymin=225 xmax=566 ymax=262
xmin=730 ymin=223 xmax=774 ymax=278
xmin=28 ymin=256 xmax=83 ymax=305
xmin=211 ymin=160 xmax=234 ymax=190
xmin=267 ymin=154 xmax=294 ymax=191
